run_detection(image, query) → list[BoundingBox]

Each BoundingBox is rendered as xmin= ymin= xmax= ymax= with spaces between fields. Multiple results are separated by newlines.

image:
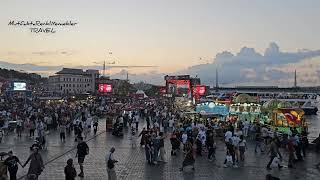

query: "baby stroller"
xmin=112 ymin=122 xmax=123 ymax=137
xmin=30 ymin=137 xmax=45 ymax=150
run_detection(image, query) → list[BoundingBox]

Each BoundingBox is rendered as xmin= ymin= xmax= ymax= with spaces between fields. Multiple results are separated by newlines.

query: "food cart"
xmin=196 ymin=102 xmax=229 ymax=121
xmin=229 ymin=103 xmax=262 ymax=123
xmin=270 ymin=108 xmax=306 ymax=134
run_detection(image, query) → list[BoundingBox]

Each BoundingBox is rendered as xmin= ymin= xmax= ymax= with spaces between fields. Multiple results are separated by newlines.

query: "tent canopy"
xmin=135 ymin=90 xmax=148 ymax=98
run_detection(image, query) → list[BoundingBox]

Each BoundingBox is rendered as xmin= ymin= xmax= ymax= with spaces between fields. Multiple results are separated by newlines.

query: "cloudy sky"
xmin=0 ymin=0 xmax=319 ymax=86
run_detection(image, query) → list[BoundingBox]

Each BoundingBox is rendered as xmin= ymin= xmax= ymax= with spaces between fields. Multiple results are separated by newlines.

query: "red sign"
xmin=98 ymin=84 xmax=112 ymax=93
xmin=192 ymin=85 xmax=206 ymax=96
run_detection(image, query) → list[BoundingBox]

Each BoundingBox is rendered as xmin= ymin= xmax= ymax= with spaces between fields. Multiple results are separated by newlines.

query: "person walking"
xmin=206 ymin=133 xmax=216 ymax=161
xmin=4 ymin=151 xmax=23 ymax=180
xmin=158 ymin=132 xmax=167 ymax=163
xmin=106 ymin=147 xmax=118 ymax=180
xmin=23 ymin=147 xmax=44 ymax=179
xmin=243 ymin=119 xmax=249 ymax=137
xmin=64 ymin=158 xmax=77 ymax=180
xmin=76 ymin=137 xmax=89 ymax=177
xmin=255 ymin=133 xmax=264 ymax=153
xmin=93 ymin=117 xmax=98 ymax=135
xmin=239 ymin=135 xmax=247 ymax=161
xmin=29 ymin=120 xmax=35 ymax=138
xmin=134 ymin=115 xmax=139 ymax=131
xmin=179 ymin=140 xmax=195 ymax=171
xmin=16 ymin=118 xmax=23 ymax=138
xmin=145 ymin=134 xmax=153 ymax=164
xmin=59 ymin=123 xmax=66 ymax=143
xmin=287 ymin=136 xmax=295 ymax=168
xmin=266 ymin=138 xmax=283 ymax=170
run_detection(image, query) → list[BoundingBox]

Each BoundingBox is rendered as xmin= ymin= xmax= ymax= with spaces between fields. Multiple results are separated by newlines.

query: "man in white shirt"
xmin=225 ymin=130 xmax=233 ymax=143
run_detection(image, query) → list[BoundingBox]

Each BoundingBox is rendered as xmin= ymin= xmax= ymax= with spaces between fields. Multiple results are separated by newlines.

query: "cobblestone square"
xmin=1 ymin=120 xmax=320 ymax=180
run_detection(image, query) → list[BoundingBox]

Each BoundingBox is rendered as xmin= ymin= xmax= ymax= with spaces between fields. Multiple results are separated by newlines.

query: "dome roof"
xmin=234 ymin=94 xmax=257 ymax=103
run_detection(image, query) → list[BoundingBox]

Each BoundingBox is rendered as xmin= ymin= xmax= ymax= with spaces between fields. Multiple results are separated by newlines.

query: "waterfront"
xmin=306 ymin=115 xmax=320 ymax=139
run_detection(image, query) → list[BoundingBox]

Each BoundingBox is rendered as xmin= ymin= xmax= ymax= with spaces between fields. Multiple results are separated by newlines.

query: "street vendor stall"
xmin=229 ymin=103 xmax=262 ymax=123
xmin=270 ymin=108 xmax=307 ymax=134
xmin=196 ymin=102 xmax=229 ymax=121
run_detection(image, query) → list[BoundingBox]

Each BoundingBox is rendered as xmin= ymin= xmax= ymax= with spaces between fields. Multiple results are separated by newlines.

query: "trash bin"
xmin=106 ymin=116 xmax=113 ymax=132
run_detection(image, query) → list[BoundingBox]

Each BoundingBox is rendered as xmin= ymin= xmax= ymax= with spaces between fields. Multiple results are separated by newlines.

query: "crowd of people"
xmin=0 ymin=96 xmax=319 ymax=180
xmin=0 ymin=97 xmax=108 ymax=179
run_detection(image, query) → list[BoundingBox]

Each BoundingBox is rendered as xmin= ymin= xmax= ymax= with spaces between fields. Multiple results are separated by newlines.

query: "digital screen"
xmin=193 ymin=85 xmax=206 ymax=96
xmin=98 ymin=84 xmax=112 ymax=93
xmin=13 ymin=82 xmax=26 ymax=91
xmin=167 ymin=79 xmax=190 ymax=94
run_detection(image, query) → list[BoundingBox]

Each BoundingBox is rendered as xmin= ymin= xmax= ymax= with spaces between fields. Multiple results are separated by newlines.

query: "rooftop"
xmin=56 ymin=68 xmax=85 ymax=75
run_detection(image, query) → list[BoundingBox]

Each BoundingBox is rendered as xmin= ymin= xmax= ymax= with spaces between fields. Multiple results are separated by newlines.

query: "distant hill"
xmin=0 ymin=67 xmax=46 ymax=84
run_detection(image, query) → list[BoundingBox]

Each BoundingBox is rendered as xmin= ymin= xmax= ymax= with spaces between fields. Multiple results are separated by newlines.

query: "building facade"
xmin=49 ymin=68 xmax=99 ymax=95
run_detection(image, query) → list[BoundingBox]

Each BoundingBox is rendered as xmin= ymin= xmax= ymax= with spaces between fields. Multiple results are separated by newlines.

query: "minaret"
xmin=294 ymin=70 xmax=297 ymax=88
xmin=215 ymin=68 xmax=219 ymax=91
xmin=126 ymin=72 xmax=129 ymax=81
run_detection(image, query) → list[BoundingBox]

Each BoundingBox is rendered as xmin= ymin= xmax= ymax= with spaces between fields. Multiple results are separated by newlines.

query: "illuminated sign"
xmin=13 ymin=82 xmax=26 ymax=91
xmin=193 ymin=85 xmax=206 ymax=96
xmin=167 ymin=79 xmax=190 ymax=94
xmin=98 ymin=84 xmax=112 ymax=93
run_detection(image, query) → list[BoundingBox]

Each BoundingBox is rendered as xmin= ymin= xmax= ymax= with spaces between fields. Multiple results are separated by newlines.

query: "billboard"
xmin=98 ymin=84 xmax=112 ymax=93
xmin=192 ymin=85 xmax=206 ymax=96
xmin=13 ymin=82 xmax=26 ymax=91
xmin=167 ymin=79 xmax=190 ymax=95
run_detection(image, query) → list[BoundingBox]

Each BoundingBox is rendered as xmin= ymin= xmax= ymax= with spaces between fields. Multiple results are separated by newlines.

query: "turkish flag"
xmin=279 ymin=109 xmax=301 ymax=125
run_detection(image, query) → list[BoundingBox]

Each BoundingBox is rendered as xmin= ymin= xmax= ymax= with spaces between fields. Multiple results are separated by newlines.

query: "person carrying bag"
xmin=106 ymin=147 xmax=118 ymax=180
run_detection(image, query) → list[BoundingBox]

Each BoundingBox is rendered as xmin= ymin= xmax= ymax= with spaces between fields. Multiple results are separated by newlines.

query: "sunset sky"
xmin=0 ymin=0 xmax=319 ymax=86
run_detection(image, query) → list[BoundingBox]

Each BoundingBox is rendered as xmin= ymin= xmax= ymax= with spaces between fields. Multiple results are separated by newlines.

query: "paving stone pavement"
xmin=1 ymin=119 xmax=320 ymax=180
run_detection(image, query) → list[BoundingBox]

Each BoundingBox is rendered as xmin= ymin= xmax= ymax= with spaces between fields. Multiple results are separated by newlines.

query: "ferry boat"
xmin=234 ymin=91 xmax=318 ymax=115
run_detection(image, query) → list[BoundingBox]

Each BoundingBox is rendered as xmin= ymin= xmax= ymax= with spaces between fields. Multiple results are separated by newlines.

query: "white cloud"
xmin=178 ymin=42 xmax=320 ymax=86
